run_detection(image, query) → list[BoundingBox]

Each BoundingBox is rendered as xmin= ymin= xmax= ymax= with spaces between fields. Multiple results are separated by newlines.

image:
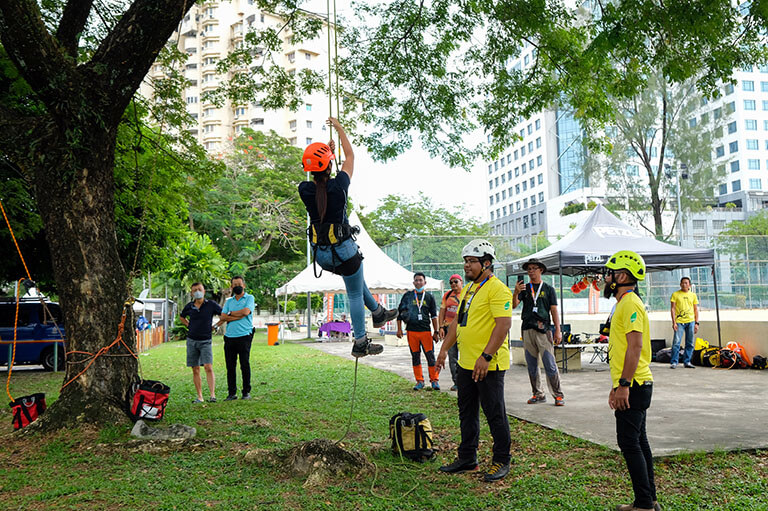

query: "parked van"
xmin=0 ymin=298 xmax=65 ymax=371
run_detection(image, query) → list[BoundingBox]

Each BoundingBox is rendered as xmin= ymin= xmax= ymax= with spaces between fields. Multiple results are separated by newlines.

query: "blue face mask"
xmin=415 ymin=286 xmax=425 ymax=293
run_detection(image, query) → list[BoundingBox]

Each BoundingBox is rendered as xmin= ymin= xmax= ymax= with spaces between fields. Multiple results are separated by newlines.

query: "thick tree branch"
xmin=56 ymin=0 xmax=95 ymax=57
xmin=0 ymin=0 xmax=76 ymax=114
xmin=88 ymin=0 xmax=195 ymax=125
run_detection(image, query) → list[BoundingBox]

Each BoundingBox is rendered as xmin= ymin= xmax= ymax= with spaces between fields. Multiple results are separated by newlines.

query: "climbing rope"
xmin=335 ymin=357 xmax=359 ymax=444
xmin=5 ymin=279 xmax=24 ymax=402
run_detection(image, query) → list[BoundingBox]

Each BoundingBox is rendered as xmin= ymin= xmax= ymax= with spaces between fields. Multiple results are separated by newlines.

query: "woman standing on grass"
xmin=298 ymin=117 xmax=397 ymax=357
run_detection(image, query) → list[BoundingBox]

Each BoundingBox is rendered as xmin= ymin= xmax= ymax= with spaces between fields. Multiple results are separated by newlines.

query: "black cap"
xmin=522 ymin=258 xmax=547 ymax=272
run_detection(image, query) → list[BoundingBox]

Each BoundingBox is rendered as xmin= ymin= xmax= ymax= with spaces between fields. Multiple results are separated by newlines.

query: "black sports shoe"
xmin=483 ymin=462 xmax=510 ymax=482
xmin=351 ymin=336 xmax=384 ymax=358
xmin=439 ymin=458 xmax=479 ymax=474
xmin=224 ymin=395 xmax=238 ymax=401
xmin=372 ymin=305 xmax=398 ymax=328
xmin=241 ymin=393 xmax=251 ymax=400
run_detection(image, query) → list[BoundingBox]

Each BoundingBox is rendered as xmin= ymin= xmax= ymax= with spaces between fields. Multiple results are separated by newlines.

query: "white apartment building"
xmin=140 ymin=1 xmax=334 ymax=154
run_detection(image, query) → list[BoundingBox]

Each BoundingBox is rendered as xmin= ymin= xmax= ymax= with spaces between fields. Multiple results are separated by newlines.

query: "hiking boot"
xmin=351 ymin=336 xmax=384 ymax=358
xmin=439 ymin=458 xmax=479 ymax=474
xmin=431 ymin=381 xmax=441 ymax=391
xmin=554 ymin=396 xmax=565 ymax=406
xmin=413 ymin=381 xmax=425 ymax=391
xmin=527 ymin=395 xmax=546 ymax=404
xmin=372 ymin=305 xmax=398 ymax=328
xmin=483 ymin=462 xmax=510 ymax=482
xmin=615 ymin=504 xmax=660 ymax=511
xmin=224 ymin=394 xmax=238 ymax=401
xmin=684 ymin=362 xmax=695 ymax=369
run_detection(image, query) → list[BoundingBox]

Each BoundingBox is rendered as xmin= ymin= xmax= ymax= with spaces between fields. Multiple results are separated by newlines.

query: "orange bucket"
xmin=267 ymin=322 xmax=280 ymax=346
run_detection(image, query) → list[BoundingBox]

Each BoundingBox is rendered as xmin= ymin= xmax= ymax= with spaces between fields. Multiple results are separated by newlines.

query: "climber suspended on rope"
xmin=298 ymin=117 xmax=397 ymax=358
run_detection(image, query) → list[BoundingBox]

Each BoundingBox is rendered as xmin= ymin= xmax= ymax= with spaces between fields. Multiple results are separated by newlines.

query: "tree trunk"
xmin=29 ymin=125 xmax=138 ymax=430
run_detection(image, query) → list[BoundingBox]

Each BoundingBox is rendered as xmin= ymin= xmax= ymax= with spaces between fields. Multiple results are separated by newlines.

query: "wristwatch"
xmin=618 ymin=378 xmax=631 ymax=387
xmin=481 ymin=352 xmax=493 ymax=362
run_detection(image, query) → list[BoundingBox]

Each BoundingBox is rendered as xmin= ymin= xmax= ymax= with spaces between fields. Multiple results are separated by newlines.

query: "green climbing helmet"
xmin=605 ymin=250 xmax=646 ymax=281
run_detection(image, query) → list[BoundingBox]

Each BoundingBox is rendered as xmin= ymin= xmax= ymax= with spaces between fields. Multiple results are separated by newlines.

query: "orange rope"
xmin=0 ymin=200 xmax=32 ymax=281
xmin=5 ymin=279 xmax=25 ymax=402
xmin=60 ymin=301 xmax=138 ymax=391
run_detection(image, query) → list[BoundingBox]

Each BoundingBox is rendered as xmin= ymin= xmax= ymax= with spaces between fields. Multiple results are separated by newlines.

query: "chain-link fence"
xmin=382 ymin=235 xmax=768 ymax=311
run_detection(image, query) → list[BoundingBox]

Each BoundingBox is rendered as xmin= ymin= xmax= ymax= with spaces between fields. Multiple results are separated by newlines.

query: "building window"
xmin=521 ymin=146 xmax=526 ymax=157
xmin=489 ymin=196 xmax=494 ymax=205
xmin=725 ymin=101 xmax=736 ymax=114
xmin=488 ymin=179 xmax=493 ymax=189
xmin=235 ymin=107 xmax=246 ymax=117
xmin=494 ymin=161 xmax=499 ymax=171
xmin=531 ymin=213 xmax=537 ymax=226
xmin=516 ymin=201 xmax=521 ymax=211
xmin=305 ymin=52 xmax=312 ymax=60
xmin=713 ymin=107 xmax=722 ymax=119
xmin=514 ymin=150 xmax=519 ymax=160
xmin=748 ymin=159 xmax=760 ymax=170
xmin=523 ymin=215 xmax=529 ymax=228
xmin=732 ymin=180 xmax=741 ymax=192
xmin=528 ymin=177 xmax=534 ymax=188
xmin=501 ymin=174 xmax=506 ymax=183
xmin=515 ymin=184 xmax=520 ymax=194
xmin=765 ymin=120 xmax=768 ymax=130
xmin=537 ymin=155 xmax=542 ymax=166
xmin=250 ymin=118 xmax=264 ymax=125
xmin=488 ymin=164 xmax=493 ymax=174
xmin=743 ymin=80 xmax=755 ymax=91
xmin=289 ymin=120 xmax=297 ymax=130
xmin=692 ymin=220 xmax=707 ymax=232
xmin=507 ymin=170 xmax=512 ymax=180
xmin=527 ymin=123 xmax=533 ymax=134
xmin=490 ymin=211 xmax=494 ymax=220
xmin=537 ymin=173 xmax=543 ymax=184
xmin=627 ymin=164 xmax=639 ymax=176
xmin=507 ymin=154 xmax=512 ymax=164
xmin=529 ymin=158 xmax=534 ymax=169
xmin=531 ymin=195 xmax=536 ymax=206
xmin=519 ymin=128 xmax=525 ymax=138
xmin=750 ymin=177 xmax=762 ymax=189
xmin=725 ymin=83 xmax=734 ymax=95
xmin=502 ymin=206 xmax=507 ymax=216
xmin=515 ymin=167 xmax=519 ymax=177
xmin=745 ymin=100 xmax=756 ymax=111
xmin=502 ymin=190 xmax=506 ymax=199
xmin=521 ymin=163 xmax=526 ymax=174
xmin=719 ymin=183 xmax=727 ymax=195
xmin=746 ymin=119 xmax=758 ymax=130
xmin=747 ymin=139 xmax=758 ymax=150
xmin=729 ymin=141 xmax=739 ymax=153
xmin=715 ymin=145 xmax=724 ymax=157
xmin=306 ymin=104 xmax=312 ymax=111
xmin=536 ymin=137 xmax=541 ymax=148
xmin=535 ymin=119 xmax=541 ymax=130
xmin=528 ymin=141 xmax=533 ymax=153
xmin=495 ymin=177 xmax=499 ymax=186
xmin=728 ymin=121 xmax=737 ymax=134
xmin=689 ymin=118 xmax=696 ymax=128
xmin=496 ymin=192 xmax=500 ymax=202
xmin=538 ymin=192 xmax=544 ymax=202
xmin=731 ymin=161 xmax=740 ymax=172
xmin=289 ymin=137 xmax=297 ymax=145
xmin=203 ymin=124 xmax=215 ymax=133
xmin=305 ymin=137 xmax=313 ymax=145
xmin=763 ymin=100 xmax=768 ymax=111
xmin=522 ymin=181 xmax=527 ymax=191
xmin=186 ymin=96 xmax=198 ymax=104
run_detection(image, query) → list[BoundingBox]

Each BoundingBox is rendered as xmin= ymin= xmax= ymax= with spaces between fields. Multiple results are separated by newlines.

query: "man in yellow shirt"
xmin=669 ymin=277 xmax=699 ymax=369
xmin=604 ymin=250 xmax=658 ymax=511
xmin=436 ymin=239 xmax=513 ymax=483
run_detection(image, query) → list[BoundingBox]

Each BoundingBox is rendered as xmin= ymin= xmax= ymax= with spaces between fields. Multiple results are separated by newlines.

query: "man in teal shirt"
xmin=219 ymin=276 xmax=255 ymax=401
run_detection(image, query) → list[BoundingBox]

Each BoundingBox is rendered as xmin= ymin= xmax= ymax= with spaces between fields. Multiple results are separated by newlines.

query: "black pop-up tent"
xmin=506 ymin=205 xmax=722 ymax=345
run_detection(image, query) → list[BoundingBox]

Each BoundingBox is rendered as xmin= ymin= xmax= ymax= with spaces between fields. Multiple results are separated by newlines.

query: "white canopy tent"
xmin=275 ymin=212 xmax=443 ymax=336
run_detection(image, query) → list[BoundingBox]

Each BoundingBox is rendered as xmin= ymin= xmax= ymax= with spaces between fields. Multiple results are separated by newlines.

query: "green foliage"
xmin=342 ymin=1 xmax=768 ymax=168
xmin=281 ymin=299 xmax=296 ymax=313
xmin=192 ymin=129 xmax=306 ymax=267
xmin=358 ymin=192 xmax=487 ymax=247
xmin=294 ymin=293 xmax=322 ymax=311
xmin=560 ymin=202 xmax=586 ymax=217
xmin=160 ymin=231 xmax=229 ymax=292
xmin=583 ymin=73 xmax=725 ymax=239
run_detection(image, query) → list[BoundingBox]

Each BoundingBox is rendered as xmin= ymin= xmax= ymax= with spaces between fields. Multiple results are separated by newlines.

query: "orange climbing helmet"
xmin=302 ymin=142 xmax=335 ymax=172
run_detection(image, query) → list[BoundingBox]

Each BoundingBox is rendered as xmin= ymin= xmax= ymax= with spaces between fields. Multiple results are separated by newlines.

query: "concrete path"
xmin=306 ymin=340 xmax=768 ymax=456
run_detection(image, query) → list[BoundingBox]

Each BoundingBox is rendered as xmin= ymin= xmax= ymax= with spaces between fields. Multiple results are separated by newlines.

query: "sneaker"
xmin=192 ymin=398 xmax=204 ymax=404
xmin=372 ymin=305 xmax=399 ymax=328
xmin=554 ymin=396 xmax=565 ymax=407
xmin=527 ymin=395 xmax=546 ymax=404
xmin=684 ymin=362 xmax=696 ymax=369
xmin=670 ymin=363 xmax=677 ymax=369
xmin=431 ymin=381 xmax=441 ymax=391
xmin=483 ymin=462 xmax=510 ymax=482
xmin=224 ymin=394 xmax=238 ymax=401
xmin=241 ymin=393 xmax=251 ymax=400
xmin=413 ymin=381 xmax=425 ymax=391
xmin=351 ymin=336 xmax=383 ymax=358
xmin=449 ymin=385 xmax=458 ymax=392
xmin=208 ymin=397 xmax=217 ymax=403
xmin=439 ymin=458 xmax=479 ymax=474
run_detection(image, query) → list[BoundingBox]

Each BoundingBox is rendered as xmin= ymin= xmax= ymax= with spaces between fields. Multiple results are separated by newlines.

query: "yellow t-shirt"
xmin=456 ymin=276 xmax=513 ymax=371
xmin=609 ymin=291 xmax=653 ymax=388
xmin=670 ymin=290 xmax=699 ymax=324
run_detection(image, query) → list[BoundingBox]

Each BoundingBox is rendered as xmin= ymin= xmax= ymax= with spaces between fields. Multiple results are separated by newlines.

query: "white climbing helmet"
xmin=461 ymin=239 xmax=496 ymax=260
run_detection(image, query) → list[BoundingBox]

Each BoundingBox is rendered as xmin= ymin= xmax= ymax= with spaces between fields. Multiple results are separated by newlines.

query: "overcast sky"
xmin=302 ymin=0 xmax=487 ymax=220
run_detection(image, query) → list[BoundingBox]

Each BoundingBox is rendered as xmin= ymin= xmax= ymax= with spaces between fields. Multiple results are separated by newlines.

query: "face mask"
xmin=192 ymin=291 xmax=204 ymax=300
xmin=603 ymin=283 xmax=616 ymax=299
xmin=232 ymin=285 xmax=244 ymax=295
xmin=415 ymin=286 xmax=425 ymax=293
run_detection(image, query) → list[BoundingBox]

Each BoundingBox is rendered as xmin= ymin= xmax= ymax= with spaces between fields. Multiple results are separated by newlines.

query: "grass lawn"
xmin=1 ymin=334 xmax=766 ymax=510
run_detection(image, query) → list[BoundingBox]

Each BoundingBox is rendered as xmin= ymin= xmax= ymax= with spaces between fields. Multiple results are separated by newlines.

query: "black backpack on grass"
xmin=389 ymin=412 xmax=435 ymax=462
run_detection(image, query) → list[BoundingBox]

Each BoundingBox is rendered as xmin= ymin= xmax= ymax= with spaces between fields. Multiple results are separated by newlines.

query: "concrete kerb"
xmin=306 ymin=341 xmax=768 ymax=456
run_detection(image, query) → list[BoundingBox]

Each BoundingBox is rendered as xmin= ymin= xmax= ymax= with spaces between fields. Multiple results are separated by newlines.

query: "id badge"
xmin=418 ymin=313 xmax=423 ymax=321
xmin=532 ymin=306 xmax=538 ymax=313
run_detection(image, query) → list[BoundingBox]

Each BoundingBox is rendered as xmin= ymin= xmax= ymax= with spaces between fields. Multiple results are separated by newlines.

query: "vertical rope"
xmin=332 ymin=0 xmax=341 ymax=162
xmin=0 ymin=201 xmax=32 ymax=281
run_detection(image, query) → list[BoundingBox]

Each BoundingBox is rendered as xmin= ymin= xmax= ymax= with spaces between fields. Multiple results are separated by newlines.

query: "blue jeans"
xmin=671 ymin=321 xmax=695 ymax=365
xmin=315 ymin=239 xmax=378 ymax=340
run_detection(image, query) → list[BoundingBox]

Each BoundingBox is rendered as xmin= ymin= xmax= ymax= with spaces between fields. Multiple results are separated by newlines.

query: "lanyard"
xmin=465 ymin=276 xmax=489 ymax=309
xmin=414 ymin=290 xmax=425 ymax=311
xmin=529 ymin=282 xmax=544 ymax=306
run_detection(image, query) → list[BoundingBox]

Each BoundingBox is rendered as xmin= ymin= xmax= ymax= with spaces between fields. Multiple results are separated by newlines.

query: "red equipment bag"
xmin=10 ymin=393 xmax=46 ymax=430
xmin=129 ymin=380 xmax=170 ymax=421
